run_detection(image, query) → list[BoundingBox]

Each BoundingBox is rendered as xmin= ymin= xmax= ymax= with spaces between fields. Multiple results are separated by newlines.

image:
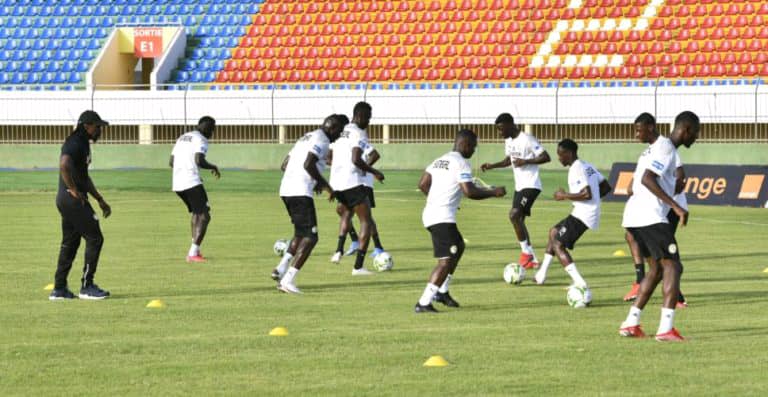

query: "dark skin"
xmin=480 ymin=121 xmax=550 ymax=245
xmin=334 ymin=149 xmax=382 ymax=244
xmin=169 ymin=122 xmax=220 ymax=246
xmin=279 ymin=120 xmax=344 ymax=271
xmin=630 ymin=118 xmax=700 ymax=310
xmin=60 ymin=123 xmax=111 ymax=218
xmin=419 ymin=134 xmax=507 ymax=288
xmin=546 ymin=147 xmax=611 ymax=267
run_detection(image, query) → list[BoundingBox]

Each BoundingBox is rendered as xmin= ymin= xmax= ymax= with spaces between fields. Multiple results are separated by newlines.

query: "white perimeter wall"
xmin=0 ymin=84 xmax=765 ymax=126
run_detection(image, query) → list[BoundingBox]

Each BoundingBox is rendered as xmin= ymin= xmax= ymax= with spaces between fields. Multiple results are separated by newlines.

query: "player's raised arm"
xmin=480 ymin=156 xmax=511 ymax=172
xmin=554 ymin=186 xmax=592 ymax=201
xmin=641 ymin=169 xmax=687 ymax=225
xmin=418 ymin=172 xmax=431 ymax=196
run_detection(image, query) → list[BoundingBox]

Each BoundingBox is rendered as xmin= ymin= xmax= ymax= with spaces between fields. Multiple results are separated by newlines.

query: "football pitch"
xmin=1 ymin=169 xmax=766 ymax=396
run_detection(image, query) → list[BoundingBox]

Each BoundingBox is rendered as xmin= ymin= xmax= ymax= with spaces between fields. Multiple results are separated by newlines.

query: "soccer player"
xmin=415 ymin=129 xmax=507 ymax=313
xmin=329 ymin=115 xmax=387 ymax=262
xmin=329 ymin=102 xmax=385 ymax=275
xmin=534 ymin=139 xmax=611 ymax=287
xmin=50 ymin=110 xmax=112 ymax=300
xmin=619 ymin=111 xmax=699 ymax=342
xmin=622 ymin=114 xmax=688 ymax=307
xmin=481 ymin=113 xmax=550 ymax=269
xmin=170 ymin=116 xmax=220 ymax=263
xmin=271 ymin=115 xmax=344 ymax=293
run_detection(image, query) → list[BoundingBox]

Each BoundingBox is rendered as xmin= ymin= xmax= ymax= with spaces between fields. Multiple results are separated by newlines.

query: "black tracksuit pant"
xmin=54 ymin=193 xmax=104 ymax=289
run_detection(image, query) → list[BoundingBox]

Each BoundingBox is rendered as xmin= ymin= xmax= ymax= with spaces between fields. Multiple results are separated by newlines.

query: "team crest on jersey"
xmin=450 ymin=245 xmax=458 ymax=254
xmin=668 ymin=243 xmax=677 ymax=254
xmin=558 ymin=226 xmax=567 ymax=236
xmin=652 ymin=160 xmax=664 ymax=171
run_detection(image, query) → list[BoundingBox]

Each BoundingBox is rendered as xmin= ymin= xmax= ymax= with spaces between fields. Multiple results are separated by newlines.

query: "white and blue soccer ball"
xmin=273 ymin=239 xmax=289 ymax=257
xmin=372 ymin=251 xmax=394 ymax=272
xmin=503 ymin=263 xmax=525 ymax=284
xmin=566 ymin=285 xmax=593 ymax=308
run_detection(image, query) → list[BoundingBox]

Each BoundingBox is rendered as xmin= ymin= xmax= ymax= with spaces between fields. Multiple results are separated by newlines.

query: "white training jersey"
xmin=361 ymin=144 xmax=375 ymax=188
xmin=673 ymin=150 xmax=688 ymax=210
xmin=171 ymin=130 xmax=208 ymax=192
xmin=422 ymin=151 xmax=474 ymax=227
xmin=279 ymin=129 xmax=330 ymax=198
xmin=330 ymin=123 xmax=368 ymax=191
xmin=622 ymin=136 xmax=678 ymax=228
xmin=568 ymin=159 xmax=606 ymax=230
xmin=504 ymin=132 xmax=546 ymax=191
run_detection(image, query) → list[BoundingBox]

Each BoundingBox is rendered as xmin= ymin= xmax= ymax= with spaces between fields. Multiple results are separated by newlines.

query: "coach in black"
xmin=50 ymin=110 xmax=112 ymax=301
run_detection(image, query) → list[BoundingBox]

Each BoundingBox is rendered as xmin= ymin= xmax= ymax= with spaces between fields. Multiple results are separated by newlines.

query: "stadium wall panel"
xmin=1 ymin=144 xmax=766 ymax=172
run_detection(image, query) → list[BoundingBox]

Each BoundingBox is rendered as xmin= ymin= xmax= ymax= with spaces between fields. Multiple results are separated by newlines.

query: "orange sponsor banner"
xmin=606 ymin=163 xmax=768 ymax=208
xmin=134 ymin=27 xmax=163 ymax=58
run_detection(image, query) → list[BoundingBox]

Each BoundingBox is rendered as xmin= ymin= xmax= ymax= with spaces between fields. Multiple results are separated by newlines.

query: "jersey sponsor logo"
xmin=358 ymin=140 xmax=365 ymax=147
xmin=312 ymin=145 xmax=322 ymax=153
xmin=432 ymin=159 xmax=450 ymax=170
xmin=460 ymin=173 xmax=472 ymax=179
xmin=651 ymin=160 xmax=664 ymax=171
xmin=585 ymin=166 xmax=597 ymax=178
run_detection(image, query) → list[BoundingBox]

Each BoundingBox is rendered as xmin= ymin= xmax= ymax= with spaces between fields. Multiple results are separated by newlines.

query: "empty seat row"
xmin=2 ymin=38 xmax=104 ymax=51
xmin=0 ymin=71 xmax=82 ymax=84
xmin=0 ymin=60 xmax=91 ymax=73
xmin=0 ymin=49 xmax=96 ymax=62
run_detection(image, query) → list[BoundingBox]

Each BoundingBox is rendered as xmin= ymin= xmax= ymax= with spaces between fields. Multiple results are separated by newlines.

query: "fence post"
xmin=457 ymin=81 xmax=463 ymax=127
xmin=756 ymin=79 xmax=760 ymax=141
xmin=554 ymin=80 xmax=560 ymax=136
xmin=90 ymin=83 xmax=96 ymax=110
xmin=278 ymin=125 xmax=286 ymax=144
xmin=382 ymin=124 xmax=390 ymax=144
xmin=183 ymin=83 xmax=189 ymax=127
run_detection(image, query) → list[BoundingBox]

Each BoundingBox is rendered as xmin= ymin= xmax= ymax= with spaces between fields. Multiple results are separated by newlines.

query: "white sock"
xmin=536 ymin=254 xmax=554 ymax=281
xmin=438 ymin=274 xmax=452 ymax=293
xmin=624 ymin=306 xmax=642 ymax=327
xmin=564 ymin=263 xmax=587 ymax=288
xmin=281 ymin=267 xmax=299 ymax=285
xmin=418 ymin=283 xmax=439 ymax=306
xmin=188 ymin=244 xmax=200 ymax=257
xmin=519 ymin=240 xmax=532 ymax=254
xmin=657 ymin=308 xmax=675 ymax=334
xmin=527 ymin=242 xmax=538 ymax=262
xmin=276 ymin=253 xmax=293 ymax=276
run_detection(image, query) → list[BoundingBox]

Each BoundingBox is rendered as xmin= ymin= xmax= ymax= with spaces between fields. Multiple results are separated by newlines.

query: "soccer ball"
xmin=273 ymin=239 xmax=289 ymax=257
xmin=372 ymin=251 xmax=394 ymax=272
xmin=566 ymin=285 xmax=593 ymax=308
xmin=503 ymin=263 xmax=525 ymax=284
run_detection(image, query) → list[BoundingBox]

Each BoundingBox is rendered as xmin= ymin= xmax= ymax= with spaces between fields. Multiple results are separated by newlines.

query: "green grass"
xmin=1 ymin=169 xmax=767 ymax=396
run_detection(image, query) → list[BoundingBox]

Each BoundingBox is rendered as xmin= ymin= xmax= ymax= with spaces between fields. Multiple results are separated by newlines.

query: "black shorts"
xmin=176 ymin=184 xmax=210 ymax=214
xmin=427 ymin=223 xmax=465 ymax=259
xmin=335 ymin=185 xmax=370 ymax=209
xmin=282 ymin=196 xmax=318 ymax=238
xmin=667 ymin=209 xmax=680 ymax=235
xmin=627 ymin=223 xmax=680 ymax=261
xmin=553 ymin=215 xmax=589 ymax=250
xmin=364 ymin=186 xmax=376 ymax=208
xmin=513 ymin=188 xmax=540 ymax=217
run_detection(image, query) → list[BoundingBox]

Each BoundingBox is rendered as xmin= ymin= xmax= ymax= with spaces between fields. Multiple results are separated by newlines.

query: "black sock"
xmin=336 ymin=235 xmax=346 ymax=253
xmin=354 ymin=250 xmax=366 ymax=270
xmin=634 ymin=263 xmax=645 ymax=284
xmin=372 ymin=233 xmax=383 ymax=250
xmin=678 ymin=291 xmax=686 ymax=303
xmin=348 ymin=226 xmax=358 ymax=242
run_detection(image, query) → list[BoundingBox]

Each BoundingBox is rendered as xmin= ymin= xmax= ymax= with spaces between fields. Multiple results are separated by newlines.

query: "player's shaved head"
xmin=495 ymin=112 xmax=520 ymax=139
xmin=197 ymin=116 xmax=216 ymax=139
xmin=634 ymin=112 xmax=656 ymax=126
xmin=672 ymin=111 xmax=700 ymax=148
xmin=334 ymin=114 xmax=350 ymax=126
xmin=352 ymin=102 xmax=372 ymax=130
xmin=557 ymin=138 xmax=578 ymax=166
xmin=454 ymin=128 xmax=478 ymax=159
xmin=633 ymin=112 xmax=658 ymax=144
xmin=322 ymin=114 xmax=344 ymax=141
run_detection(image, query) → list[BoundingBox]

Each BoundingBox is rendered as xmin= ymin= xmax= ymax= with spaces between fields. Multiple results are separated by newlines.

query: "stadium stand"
xmin=0 ymin=0 xmax=766 ymax=89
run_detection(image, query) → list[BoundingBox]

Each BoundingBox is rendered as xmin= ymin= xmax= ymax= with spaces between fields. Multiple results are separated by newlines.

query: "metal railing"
xmin=1 ymin=81 xmax=767 ymax=144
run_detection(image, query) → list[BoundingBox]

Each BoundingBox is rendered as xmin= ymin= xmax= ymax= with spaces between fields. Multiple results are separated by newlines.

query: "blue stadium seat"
xmin=12 ymin=50 xmax=25 ymax=61
xmin=5 ymin=61 xmax=17 ymax=71
xmin=0 ymin=72 xmax=9 ymax=84
xmin=189 ymin=48 xmax=205 ymax=60
xmin=101 ymin=17 xmax=114 ymax=28
xmin=94 ymin=5 xmax=107 ymax=16
xmin=87 ymin=39 xmax=101 ymax=50
xmin=180 ymin=59 xmax=195 ymax=71
xmin=11 ymin=72 xmax=23 ymax=84
xmin=40 ymin=50 xmax=54 ymax=61
xmin=175 ymin=70 xmax=189 ymax=83
xmin=46 ymin=61 xmax=61 ymax=72
xmin=95 ymin=28 xmax=108 ymax=39
xmin=54 ymin=49 xmax=68 ymax=61
xmin=54 ymin=71 xmax=68 ymax=83
xmin=0 ymin=50 xmax=10 ymax=61
xmin=67 ymin=72 xmax=81 ymax=84
xmin=20 ymin=17 xmax=33 ymax=28
xmin=53 ymin=29 xmax=67 ymax=40
xmin=74 ymin=39 xmax=87 ymax=50
xmin=25 ymin=72 xmax=40 ymax=84
xmin=107 ymin=5 xmax=120 ymax=16
xmin=40 ymin=6 xmax=53 ymax=16
xmin=61 ymin=61 xmax=75 ymax=72
xmin=74 ymin=17 xmax=88 ymax=29
xmin=60 ymin=40 xmax=73 ymax=50
xmin=87 ymin=18 xmax=100 ymax=28
xmin=67 ymin=7 xmax=80 ymax=17
xmin=40 ymin=71 xmax=55 ymax=84
xmin=204 ymin=71 xmax=215 ymax=82
xmin=33 ymin=17 xmax=46 ymax=28
xmin=3 ymin=40 xmax=16 ymax=50
xmin=0 ymin=28 xmax=8 ymax=39
xmin=76 ymin=60 xmax=89 ymax=73
xmin=12 ymin=29 xmax=25 ymax=39
xmin=46 ymin=18 xmax=59 ymax=28
xmin=45 ymin=39 xmax=59 ymax=50
xmin=32 ymin=39 xmax=45 ymax=50
xmin=197 ymin=60 xmax=211 ymax=71
xmin=33 ymin=61 xmax=46 ymax=72
xmin=67 ymin=49 xmax=83 ymax=61
xmin=189 ymin=71 xmax=203 ymax=83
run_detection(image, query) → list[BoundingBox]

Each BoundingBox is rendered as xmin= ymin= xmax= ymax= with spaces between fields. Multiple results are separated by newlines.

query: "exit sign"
xmin=134 ymin=28 xmax=163 ymax=58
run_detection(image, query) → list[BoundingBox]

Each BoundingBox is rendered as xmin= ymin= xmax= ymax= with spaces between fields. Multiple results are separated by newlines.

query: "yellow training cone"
xmin=43 ymin=283 xmax=54 ymax=291
xmin=763 ymin=267 xmax=768 ymax=273
xmin=612 ymin=249 xmax=628 ymax=257
xmin=463 ymin=238 xmax=470 ymax=244
xmin=269 ymin=327 xmax=289 ymax=336
xmin=146 ymin=299 xmax=166 ymax=309
xmin=423 ymin=355 xmax=449 ymax=367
